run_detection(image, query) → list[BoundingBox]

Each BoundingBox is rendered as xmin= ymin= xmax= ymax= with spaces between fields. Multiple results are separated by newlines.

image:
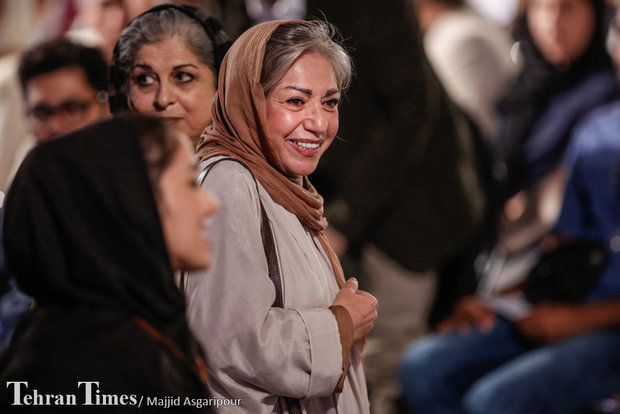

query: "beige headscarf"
xmin=197 ymin=20 xmax=346 ymax=289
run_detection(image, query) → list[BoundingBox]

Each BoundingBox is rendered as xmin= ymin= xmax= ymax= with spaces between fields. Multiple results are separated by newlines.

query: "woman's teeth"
xmin=293 ymin=141 xmax=319 ymax=150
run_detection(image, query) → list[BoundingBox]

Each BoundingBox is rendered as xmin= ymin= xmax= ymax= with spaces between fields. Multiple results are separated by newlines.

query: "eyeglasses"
xmin=27 ymin=99 xmax=94 ymax=127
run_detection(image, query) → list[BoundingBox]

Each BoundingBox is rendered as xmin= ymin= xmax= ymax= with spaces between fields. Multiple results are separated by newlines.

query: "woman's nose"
xmin=304 ymin=104 xmax=328 ymax=136
xmin=154 ymin=82 xmax=175 ymax=110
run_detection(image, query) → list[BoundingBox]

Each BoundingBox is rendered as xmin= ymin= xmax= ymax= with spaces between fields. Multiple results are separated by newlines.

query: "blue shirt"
xmin=555 ymin=101 xmax=620 ymax=301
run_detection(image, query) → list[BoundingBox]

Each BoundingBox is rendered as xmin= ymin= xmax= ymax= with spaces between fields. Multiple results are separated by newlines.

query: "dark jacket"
xmin=309 ymin=0 xmax=492 ymax=272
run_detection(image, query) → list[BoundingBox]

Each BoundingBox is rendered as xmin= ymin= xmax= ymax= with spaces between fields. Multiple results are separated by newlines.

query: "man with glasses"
xmin=0 ymin=38 xmax=109 ymax=354
xmin=19 ymin=38 xmax=109 ymax=143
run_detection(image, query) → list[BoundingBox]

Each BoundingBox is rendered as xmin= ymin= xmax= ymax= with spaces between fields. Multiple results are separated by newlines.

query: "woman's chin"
xmin=174 ymin=256 xmax=211 ymax=273
xmin=284 ymin=160 xmax=321 ymax=178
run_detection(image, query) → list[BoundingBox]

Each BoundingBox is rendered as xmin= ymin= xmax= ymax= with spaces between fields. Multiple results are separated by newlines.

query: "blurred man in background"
xmin=19 ymin=38 xmax=109 ymax=143
xmin=0 ymin=38 xmax=109 ymax=353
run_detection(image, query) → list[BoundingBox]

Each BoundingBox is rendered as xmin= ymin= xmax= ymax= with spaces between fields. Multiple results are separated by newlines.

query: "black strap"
xmin=259 ymin=200 xmax=284 ymax=308
xmin=180 ymin=158 xmax=301 ymax=412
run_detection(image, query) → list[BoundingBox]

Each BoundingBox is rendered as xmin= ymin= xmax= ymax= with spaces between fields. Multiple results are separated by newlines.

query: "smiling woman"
xmin=264 ymin=51 xmax=340 ymax=178
xmin=183 ymin=20 xmax=377 ymax=413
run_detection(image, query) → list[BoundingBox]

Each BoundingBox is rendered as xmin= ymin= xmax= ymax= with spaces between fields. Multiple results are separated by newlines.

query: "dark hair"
xmin=18 ymin=38 xmax=108 ymax=96
xmin=261 ymin=20 xmax=352 ymax=97
xmin=134 ymin=117 xmax=182 ymax=199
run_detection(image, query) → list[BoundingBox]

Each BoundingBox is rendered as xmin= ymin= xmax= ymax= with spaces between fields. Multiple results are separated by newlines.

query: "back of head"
xmin=18 ymin=38 xmax=108 ymax=96
xmin=3 ymin=116 xmax=185 ymax=327
xmin=109 ymin=4 xmax=230 ymax=114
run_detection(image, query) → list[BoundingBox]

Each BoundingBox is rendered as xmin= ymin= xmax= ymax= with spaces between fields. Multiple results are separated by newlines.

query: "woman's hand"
xmin=332 ymin=278 xmax=378 ymax=341
xmin=436 ymin=295 xmax=496 ymax=335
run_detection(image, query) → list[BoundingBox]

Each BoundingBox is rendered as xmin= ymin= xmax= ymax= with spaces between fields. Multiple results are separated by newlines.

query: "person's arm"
xmin=516 ymin=300 xmax=620 ymax=344
xmin=184 ymin=161 xmax=350 ymax=400
xmin=436 ymin=295 xmax=497 ymax=334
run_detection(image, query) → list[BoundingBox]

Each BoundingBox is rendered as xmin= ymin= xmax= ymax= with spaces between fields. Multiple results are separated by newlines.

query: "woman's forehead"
xmin=135 ymin=36 xmax=201 ymax=64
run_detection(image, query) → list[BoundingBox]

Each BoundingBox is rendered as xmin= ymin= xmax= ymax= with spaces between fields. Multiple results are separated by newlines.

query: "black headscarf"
xmin=496 ymin=0 xmax=613 ymax=191
xmin=2 ymin=117 xmax=193 ymax=355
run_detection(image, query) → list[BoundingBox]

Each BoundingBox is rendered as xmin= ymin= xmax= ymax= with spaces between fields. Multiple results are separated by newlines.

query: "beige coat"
xmin=184 ymin=158 xmax=370 ymax=414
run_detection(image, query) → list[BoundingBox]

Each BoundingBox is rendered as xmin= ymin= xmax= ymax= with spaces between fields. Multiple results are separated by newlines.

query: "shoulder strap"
xmin=181 ymin=157 xmax=302 ymax=414
xmin=180 ymin=158 xmax=284 ymax=308
xmin=134 ymin=318 xmax=208 ymax=383
xmin=182 ymin=158 xmax=302 ymax=413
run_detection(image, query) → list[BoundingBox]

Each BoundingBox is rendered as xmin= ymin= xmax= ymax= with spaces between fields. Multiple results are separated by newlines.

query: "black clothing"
xmin=1 ymin=306 xmax=210 ymax=412
xmin=0 ymin=117 xmax=210 ymax=412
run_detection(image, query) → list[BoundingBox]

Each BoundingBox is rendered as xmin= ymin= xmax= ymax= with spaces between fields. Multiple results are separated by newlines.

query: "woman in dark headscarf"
xmin=429 ymin=0 xmax=617 ymax=327
xmin=498 ymin=0 xmax=616 ymax=194
xmin=494 ymin=0 xmax=618 ymax=254
xmin=399 ymin=2 xmax=620 ymax=412
xmin=183 ymin=20 xmax=377 ymax=413
xmin=0 ymin=116 xmax=218 ymax=411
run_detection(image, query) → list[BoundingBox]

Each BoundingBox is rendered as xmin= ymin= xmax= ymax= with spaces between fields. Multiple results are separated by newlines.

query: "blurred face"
xmin=128 ymin=36 xmax=216 ymax=143
xmin=527 ymin=0 xmax=596 ymax=67
xmin=158 ymin=135 xmax=219 ymax=271
xmin=25 ymin=66 xmax=109 ymax=142
xmin=79 ymin=0 xmax=153 ymax=62
xmin=265 ymin=52 xmax=340 ymax=178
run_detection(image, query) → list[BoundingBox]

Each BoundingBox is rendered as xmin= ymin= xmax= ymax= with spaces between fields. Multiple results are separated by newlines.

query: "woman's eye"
xmin=287 ymin=98 xmax=305 ymax=106
xmin=324 ymin=98 xmax=339 ymax=109
xmin=134 ymin=73 xmax=155 ymax=87
xmin=175 ymin=72 xmax=195 ymax=83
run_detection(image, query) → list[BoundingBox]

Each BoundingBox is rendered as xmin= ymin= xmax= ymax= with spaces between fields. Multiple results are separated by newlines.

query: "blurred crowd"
xmin=1 ymin=0 xmax=620 ymax=413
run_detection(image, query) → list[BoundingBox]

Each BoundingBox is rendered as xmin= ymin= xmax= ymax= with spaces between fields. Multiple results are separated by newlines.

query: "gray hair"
xmin=114 ymin=8 xmax=216 ymax=93
xmin=260 ymin=21 xmax=353 ymax=97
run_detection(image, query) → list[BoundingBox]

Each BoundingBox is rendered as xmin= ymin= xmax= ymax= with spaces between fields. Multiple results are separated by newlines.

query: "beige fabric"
xmin=184 ymin=158 xmax=369 ymax=413
xmin=424 ymin=6 xmax=518 ymax=139
xmin=360 ymin=246 xmax=437 ymax=414
xmin=0 ymin=54 xmax=31 ymax=192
